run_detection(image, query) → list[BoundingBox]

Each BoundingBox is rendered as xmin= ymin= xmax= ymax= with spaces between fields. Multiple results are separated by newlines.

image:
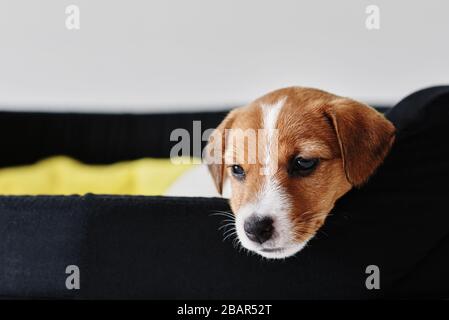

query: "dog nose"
xmin=244 ymin=216 xmax=274 ymax=244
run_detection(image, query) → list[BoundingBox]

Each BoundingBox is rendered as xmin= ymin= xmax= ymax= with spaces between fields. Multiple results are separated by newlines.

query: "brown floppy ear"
xmin=325 ymin=98 xmax=396 ymax=187
xmin=203 ymin=109 xmax=239 ymax=194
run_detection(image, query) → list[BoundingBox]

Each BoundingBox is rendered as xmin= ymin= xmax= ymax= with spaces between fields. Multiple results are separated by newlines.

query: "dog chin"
xmin=245 ymin=242 xmax=307 ymax=259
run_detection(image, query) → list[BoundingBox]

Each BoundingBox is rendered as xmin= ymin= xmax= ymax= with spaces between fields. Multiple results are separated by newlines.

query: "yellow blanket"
xmin=0 ymin=156 xmax=194 ymax=195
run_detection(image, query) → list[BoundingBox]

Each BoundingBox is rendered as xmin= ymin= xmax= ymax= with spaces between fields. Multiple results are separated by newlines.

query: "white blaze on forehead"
xmin=260 ymin=97 xmax=286 ymax=175
xmin=257 ymin=97 xmax=291 ymax=213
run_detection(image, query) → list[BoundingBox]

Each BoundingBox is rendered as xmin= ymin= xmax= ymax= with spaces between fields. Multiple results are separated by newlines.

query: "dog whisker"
xmin=218 ymin=223 xmax=235 ymax=231
xmin=219 ymin=220 xmax=235 ymax=225
xmin=222 ymin=227 xmax=236 ymax=235
xmin=210 ymin=210 xmax=233 ymax=215
xmin=209 ymin=211 xmax=235 ymax=220
xmin=223 ymin=231 xmax=237 ymax=242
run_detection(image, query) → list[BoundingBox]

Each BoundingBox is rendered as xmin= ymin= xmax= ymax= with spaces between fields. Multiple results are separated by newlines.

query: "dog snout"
xmin=243 ymin=216 xmax=274 ymax=244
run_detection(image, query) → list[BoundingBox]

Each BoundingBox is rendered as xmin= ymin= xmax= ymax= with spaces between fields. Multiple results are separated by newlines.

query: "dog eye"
xmin=230 ymin=165 xmax=245 ymax=180
xmin=289 ymin=157 xmax=319 ymax=177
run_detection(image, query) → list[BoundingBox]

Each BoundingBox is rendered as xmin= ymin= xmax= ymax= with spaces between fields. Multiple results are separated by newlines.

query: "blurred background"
xmin=0 ymin=0 xmax=448 ymax=112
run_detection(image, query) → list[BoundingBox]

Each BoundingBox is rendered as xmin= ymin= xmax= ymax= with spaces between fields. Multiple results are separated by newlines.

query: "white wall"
xmin=0 ymin=0 xmax=448 ymax=112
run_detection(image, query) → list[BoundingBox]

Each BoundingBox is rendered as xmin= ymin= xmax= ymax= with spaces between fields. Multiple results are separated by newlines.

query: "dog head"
xmin=205 ymin=87 xmax=395 ymax=259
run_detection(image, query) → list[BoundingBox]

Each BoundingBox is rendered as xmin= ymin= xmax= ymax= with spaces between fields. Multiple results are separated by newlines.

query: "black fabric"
xmin=0 ymin=89 xmax=448 ymax=299
xmin=0 ymin=110 xmax=228 ymax=167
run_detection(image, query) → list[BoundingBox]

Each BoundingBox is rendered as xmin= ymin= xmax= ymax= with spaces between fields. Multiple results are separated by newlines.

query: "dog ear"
xmin=325 ymin=99 xmax=395 ymax=187
xmin=204 ymin=109 xmax=239 ymax=194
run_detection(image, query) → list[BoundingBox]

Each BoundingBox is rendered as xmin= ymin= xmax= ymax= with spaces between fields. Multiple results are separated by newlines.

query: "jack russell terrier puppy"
xmin=204 ymin=87 xmax=395 ymax=259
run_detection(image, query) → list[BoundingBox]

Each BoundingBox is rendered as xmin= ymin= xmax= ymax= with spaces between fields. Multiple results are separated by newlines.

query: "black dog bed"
xmin=0 ymin=86 xmax=448 ymax=299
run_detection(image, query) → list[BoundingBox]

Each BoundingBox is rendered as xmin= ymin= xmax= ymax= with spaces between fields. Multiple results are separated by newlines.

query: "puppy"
xmin=205 ymin=87 xmax=395 ymax=259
